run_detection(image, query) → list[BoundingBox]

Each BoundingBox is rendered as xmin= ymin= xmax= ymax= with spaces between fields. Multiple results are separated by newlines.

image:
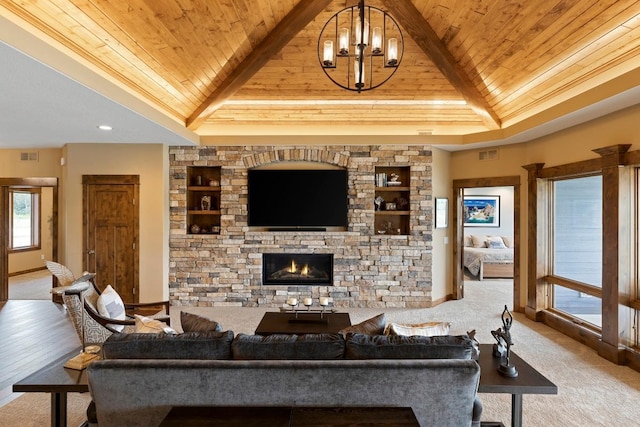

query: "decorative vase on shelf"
xmin=190 ymin=224 xmax=200 ymax=234
xmin=201 ymin=195 xmax=211 ymax=211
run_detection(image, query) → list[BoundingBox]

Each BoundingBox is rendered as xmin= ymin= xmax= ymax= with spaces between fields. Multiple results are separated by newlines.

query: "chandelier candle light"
xmin=319 ymin=0 xmax=403 ymax=92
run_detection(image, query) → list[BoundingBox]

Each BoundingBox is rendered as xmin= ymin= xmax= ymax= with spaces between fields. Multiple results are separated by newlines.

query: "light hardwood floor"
xmin=0 ymin=300 xmax=79 ymax=407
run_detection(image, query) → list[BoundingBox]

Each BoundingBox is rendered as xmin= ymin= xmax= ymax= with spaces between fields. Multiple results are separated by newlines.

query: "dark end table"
xmin=478 ymin=344 xmax=557 ymax=427
xmin=254 ymin=311 xmax=351 ymax=335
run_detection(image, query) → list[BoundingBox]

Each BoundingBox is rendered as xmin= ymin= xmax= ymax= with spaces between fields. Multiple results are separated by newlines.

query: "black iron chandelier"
xmin=318 ymin=0 xmax=404 ymax=92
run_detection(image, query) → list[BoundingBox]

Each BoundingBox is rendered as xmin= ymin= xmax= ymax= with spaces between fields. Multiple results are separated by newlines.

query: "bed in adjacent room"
xmin=463 ymin=235 xmax=514 ymax=281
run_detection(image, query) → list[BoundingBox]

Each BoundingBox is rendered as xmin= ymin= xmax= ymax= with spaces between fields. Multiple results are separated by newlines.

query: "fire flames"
xmin=288 ymin=260 xmax=309 ymax=276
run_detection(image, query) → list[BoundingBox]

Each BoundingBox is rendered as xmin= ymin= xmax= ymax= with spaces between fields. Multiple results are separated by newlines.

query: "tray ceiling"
xmin=1 ymin=0 xmax=639 ymax=147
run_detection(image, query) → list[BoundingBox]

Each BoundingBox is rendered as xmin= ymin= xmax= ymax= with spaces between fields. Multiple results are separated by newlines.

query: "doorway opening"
xmin=1 ymin=177 xmax=58 ymax=302
xmin=452 ymin=176 xmax=521 ymax=312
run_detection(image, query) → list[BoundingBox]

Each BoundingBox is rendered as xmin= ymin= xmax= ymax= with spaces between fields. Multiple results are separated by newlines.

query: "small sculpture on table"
xmin=491 ymin=305 xmax=518 ymax=378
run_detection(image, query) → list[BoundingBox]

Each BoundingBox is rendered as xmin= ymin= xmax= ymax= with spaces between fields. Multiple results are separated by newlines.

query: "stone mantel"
xmin=169 ymin=145 xmax=434 ymax=308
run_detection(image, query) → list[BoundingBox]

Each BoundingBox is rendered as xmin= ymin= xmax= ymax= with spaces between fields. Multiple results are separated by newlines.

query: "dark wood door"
xmin=83 ymin=176 xmax=139 ymax=303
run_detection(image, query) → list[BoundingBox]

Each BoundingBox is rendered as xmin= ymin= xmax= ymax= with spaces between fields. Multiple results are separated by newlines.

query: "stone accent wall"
xmin=169 ymin=145 xmax=434 ymax=308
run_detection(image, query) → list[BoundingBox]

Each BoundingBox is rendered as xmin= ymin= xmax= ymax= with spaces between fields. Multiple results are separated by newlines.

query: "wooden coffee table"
xmin=160 ymin=406 xmax=419 ymax=426
xmin=254 ymin=311 xmax=351 ymax=335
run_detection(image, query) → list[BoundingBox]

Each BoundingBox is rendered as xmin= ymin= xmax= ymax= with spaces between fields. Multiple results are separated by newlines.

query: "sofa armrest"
xmin=472 ymin=396 xmax=483 ymax=427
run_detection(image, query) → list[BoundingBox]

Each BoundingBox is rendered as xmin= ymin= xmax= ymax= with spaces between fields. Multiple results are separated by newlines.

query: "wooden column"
xmin=593 ymin=145 xmax=631 ymax=363
xmin=0 ymin=186 xmax=7 ymax=302
xmin=522 ymin=163 xmax=545 ymax=320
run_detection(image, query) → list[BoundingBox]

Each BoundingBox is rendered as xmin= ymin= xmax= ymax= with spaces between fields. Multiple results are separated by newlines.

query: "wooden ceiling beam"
xmin=382 ymin=0 xmax=501 ymax=130
xmin=187 ymin=0 xmax=334 ymax=130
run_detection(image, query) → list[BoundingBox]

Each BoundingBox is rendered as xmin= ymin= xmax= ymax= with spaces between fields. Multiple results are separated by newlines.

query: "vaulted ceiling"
xmin=1 ymin=0 xmax=639 ymax=148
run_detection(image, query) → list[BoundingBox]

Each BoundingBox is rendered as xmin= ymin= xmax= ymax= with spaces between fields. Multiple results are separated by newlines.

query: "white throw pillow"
xmin=97 ymin=285 xmax=126 ymax=332
xmin=134 ymin=314 xmax=177 ymax=334
xmin=384 ymin=321 xmax=451 ymax=337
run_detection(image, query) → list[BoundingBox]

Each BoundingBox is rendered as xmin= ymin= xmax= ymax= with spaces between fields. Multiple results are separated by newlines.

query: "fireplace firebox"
xmin=262 ymin=253 xmax=333 ymax=286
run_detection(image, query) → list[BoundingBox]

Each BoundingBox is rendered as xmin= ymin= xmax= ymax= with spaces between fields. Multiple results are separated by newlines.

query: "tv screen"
xmin=248 ymin=169 xmax=348 ymax=229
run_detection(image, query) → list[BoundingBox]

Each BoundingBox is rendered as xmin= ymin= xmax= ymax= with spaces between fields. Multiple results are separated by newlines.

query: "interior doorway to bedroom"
xmin=452 ymin=176 xmax=521 ymax=313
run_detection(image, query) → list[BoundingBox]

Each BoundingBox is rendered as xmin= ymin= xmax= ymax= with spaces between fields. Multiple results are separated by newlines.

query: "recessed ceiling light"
xmin=97 ymin=125 xmax=112 ymax=131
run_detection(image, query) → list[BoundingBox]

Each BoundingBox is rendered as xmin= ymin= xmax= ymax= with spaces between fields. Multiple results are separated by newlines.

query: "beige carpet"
xmin=2 ymin=279 xmax=639 ymax=426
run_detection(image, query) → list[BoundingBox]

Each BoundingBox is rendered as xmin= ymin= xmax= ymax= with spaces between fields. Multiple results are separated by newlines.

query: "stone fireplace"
xmin=262 ymin=253 xmax=333 ymax=286
xmin=169 ymin=145 xmax=434 ymax=308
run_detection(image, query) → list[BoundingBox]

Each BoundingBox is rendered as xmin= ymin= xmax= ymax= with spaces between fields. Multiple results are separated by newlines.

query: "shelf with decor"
xmin=374 ymin=166 xmax=410 ymax=235
xmin=187 ymin=166 xmax=221 ymax=235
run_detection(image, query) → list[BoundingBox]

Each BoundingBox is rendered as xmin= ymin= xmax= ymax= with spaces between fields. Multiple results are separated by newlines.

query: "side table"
xmin=13 ymin=348 xmax=90 ymax=427
xmin=477 ymin=344 xmax=557 ymax=427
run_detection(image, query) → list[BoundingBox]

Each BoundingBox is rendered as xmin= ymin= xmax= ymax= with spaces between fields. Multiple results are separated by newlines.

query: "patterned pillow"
xmin=384 ymin=321 xmax=451 ymax=337
xmin=134 ymin=314 xmax=177 ymax=334
xmin=97 ymin=285 xmax=126 ymax=332
xmin=487 ymin=236 xmax=507 ymax=249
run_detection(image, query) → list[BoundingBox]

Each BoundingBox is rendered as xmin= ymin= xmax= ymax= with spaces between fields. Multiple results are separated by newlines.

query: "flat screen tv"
xmin=248 ymin=169 xmax=348 ymax=229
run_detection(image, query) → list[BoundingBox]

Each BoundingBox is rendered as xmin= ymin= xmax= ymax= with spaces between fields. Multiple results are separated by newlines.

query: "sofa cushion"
xmin=384 ymin=321 xmax=451 ymax=337
xmin=232 ymin=333 xmax=345 ymax=360
xmin=180 ymin=311 xmax=223 ymax=333
xmin=338 ymin=313 xmax=386 ymax=337
xmin=101 ymin=331 xmax=234 ymax=360
xmin=134 ymin=314 xmax=177 ymax=334
xmin=345 ymin=334 xmax=474 ymax=360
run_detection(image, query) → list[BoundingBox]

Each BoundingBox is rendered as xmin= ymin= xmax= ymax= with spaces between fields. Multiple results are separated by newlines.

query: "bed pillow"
xmin=463 ymin=235 xmax=473 ymax=247
xmin=501 ymin=236 xmax=514 ymax=248
xmin=470 ymin=235 xmax=488 ymax=248
xmin=487 ymin=236 xmax=507 ymax=249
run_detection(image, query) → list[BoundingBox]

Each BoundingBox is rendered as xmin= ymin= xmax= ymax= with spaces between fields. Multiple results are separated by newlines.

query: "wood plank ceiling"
xmin=3 ymin=0 xmax=640 ymax=137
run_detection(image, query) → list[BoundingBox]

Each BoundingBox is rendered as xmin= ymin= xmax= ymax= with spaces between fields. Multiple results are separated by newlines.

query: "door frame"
xmin=82 ymin=175 xmax=140 ymax=300
xmin=452 ymin=176 xmax=522 ymax=312
xmin=0 ymin=177 xmax=58 ymax=302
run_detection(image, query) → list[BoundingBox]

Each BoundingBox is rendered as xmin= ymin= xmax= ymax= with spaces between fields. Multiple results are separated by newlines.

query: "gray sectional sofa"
xmin=87 ymin=331 xmax=483 ymax=427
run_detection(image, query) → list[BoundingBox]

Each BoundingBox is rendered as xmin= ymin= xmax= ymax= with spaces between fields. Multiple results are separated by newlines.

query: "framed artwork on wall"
xmin=463 ymin=195 xmax=500 ymax=227
xmin=435 ymin=198 xmax=448 ymax=229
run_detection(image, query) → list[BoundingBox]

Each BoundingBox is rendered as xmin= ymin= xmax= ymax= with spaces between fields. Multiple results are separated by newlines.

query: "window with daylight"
xmin=551 ymin=175 xmax=603 ymax=327
xmin=9 ymin=188 xmax=41 ymax=251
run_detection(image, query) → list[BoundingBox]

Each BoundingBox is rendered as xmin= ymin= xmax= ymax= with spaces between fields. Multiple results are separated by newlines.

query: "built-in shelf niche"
xmin=187 ymin=166 xmax=221 ymax=235
xmin=374 ymin=166 xmax=410 ymax=235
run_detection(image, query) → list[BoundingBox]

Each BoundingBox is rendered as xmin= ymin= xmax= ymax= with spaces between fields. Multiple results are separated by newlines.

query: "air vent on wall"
xmin=478 ymin=149 xmax=499 ymax=161
xmin=20 ymin=152 xmax=38 ymax=161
